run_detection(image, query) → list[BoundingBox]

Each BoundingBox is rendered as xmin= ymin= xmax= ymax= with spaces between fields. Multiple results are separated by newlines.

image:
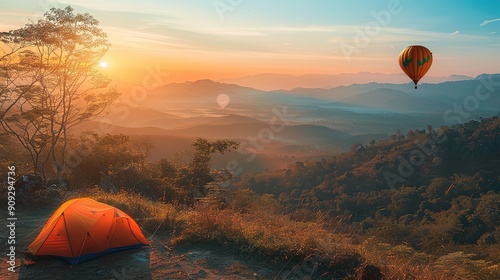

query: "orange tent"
xmin=28 ymin=198 xmax=148 ymax=264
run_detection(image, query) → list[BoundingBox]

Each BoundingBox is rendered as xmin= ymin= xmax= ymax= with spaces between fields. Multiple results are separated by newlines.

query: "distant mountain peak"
xmin=475 ymin=73 xmax=500 ymax=80
xmin=448 ymin=74 xmax=473 ymax=80
xmin=218 ymin=72 xmax=481 ymax=91
xmin=190 ymin=79 xmax=219 ymax=84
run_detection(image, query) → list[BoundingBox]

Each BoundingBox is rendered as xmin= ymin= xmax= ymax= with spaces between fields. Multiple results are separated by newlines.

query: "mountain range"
xmin=218 ymin=72 xmax=474 ymax=91
xmin=79 ymin=73 xmax=499 ymax=173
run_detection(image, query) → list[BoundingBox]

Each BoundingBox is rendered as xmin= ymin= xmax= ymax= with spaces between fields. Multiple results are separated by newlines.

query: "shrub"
xmin=79 ymin=187 xmax=181 ymax=233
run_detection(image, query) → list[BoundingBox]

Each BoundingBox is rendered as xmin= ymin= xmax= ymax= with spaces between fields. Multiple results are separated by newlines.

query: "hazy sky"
xmin=1 ymin=0 xmax=499 ymax=83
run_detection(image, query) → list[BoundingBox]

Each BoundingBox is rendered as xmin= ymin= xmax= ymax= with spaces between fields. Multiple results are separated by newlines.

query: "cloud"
xmin=480 ymin=18 xmax=500 ymax=26
xmin=103 ymin=26 xmax=190 ymax=50
xmin=258 ymin=26 xmax=339 ymax=32
xmin=51 ymin=0 xmax=172 ymax=16
xmin=450 ymin=30 xmax=460 ymax=35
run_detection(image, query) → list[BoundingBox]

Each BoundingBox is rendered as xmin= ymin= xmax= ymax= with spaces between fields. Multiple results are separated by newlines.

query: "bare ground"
xmin=0 ymin=207 xmax=295 ymax=280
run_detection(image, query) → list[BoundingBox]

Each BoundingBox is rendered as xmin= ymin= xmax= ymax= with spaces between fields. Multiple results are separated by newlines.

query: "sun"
xmin=99 ymin=61 xmax=108 ymax=68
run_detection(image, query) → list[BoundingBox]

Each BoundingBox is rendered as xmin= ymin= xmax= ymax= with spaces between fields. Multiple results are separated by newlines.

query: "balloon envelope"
xmin=398 ymin=45 xmax=433 ymax=89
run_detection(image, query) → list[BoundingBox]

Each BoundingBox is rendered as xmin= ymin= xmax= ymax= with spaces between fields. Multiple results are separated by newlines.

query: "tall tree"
xmin=0 ymin=6 xmax=119 ymax=181
xmin=179 ymin=138 xmax=239 ymax=199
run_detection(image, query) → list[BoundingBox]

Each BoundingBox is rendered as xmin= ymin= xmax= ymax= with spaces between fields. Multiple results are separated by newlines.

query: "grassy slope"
xmin=74 ymin=188 xmax=499 ymax=279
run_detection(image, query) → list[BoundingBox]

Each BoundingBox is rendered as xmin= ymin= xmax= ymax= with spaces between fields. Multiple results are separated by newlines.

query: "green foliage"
xmin=388 ymin=186 xmax=422 ymax=218
xmin=69 ymin=132 xmax=138 ymax=186
xmin=0 ymin=6 xmax=119 ymax=180
xmin=427 ymin=177 xmax=451 ymax=194
xmin=476 ymin=192 xmax=500 ymax=230
xmin=187 ymin=138 xmax=239 ymax=194
xmin=237 ymin=116 xmax=500 ymax=273
xmin=68 ymin=136 xmax=240 ymax=203
xmin=10 ymin=113 xmax=497 ymax=278
xmin=158 ymin=158 xmax=176 ymax=178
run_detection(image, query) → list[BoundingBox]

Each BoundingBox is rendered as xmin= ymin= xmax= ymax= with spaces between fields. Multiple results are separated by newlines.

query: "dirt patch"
xmin=0 ymin=207 xmax=291 ymax=280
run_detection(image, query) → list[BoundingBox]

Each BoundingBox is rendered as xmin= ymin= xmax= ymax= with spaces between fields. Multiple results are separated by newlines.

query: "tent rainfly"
xmin=28 ymin=198 xmax=148 ymax=264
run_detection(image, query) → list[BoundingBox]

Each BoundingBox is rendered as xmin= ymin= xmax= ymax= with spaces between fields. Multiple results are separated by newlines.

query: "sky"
xmin=0 ymin=0 xmax=499 ymax=84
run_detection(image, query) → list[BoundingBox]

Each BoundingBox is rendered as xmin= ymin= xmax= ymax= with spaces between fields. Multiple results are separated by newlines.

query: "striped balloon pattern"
xmin=398 ymin=45 xmax=433 ymax=89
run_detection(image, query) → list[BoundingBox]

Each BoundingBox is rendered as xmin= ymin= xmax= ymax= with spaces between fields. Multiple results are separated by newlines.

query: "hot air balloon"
xmin=398 ymin=45 xmax=433 ymax=89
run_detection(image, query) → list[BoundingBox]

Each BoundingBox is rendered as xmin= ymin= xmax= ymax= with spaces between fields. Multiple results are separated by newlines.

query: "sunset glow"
xmin=1 ymin=1 xmax=499 ymax=85
xmin=1 ymin=3 xmax=499 ymax=278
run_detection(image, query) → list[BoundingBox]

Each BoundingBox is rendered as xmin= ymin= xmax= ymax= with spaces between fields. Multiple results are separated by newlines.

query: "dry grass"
xmin=173 ymin=205 xmax=353 ymax=257
xmin=69 ymin=189 xmax=499 ymax=279
xmin=171 ymin=204 xmax=366 ymax=278
xmin=76 ymin=187 xmax=181 ymax=233
xmin=359 ymin=237 xmax=500 ymax=279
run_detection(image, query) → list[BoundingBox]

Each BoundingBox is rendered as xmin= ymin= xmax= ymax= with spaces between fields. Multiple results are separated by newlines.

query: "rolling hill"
xmin=73 ymin=75 xmax=499 ymax=174
xmin=218 ymin=72 xmax=474 ymax=91
xmin=338 ymin=88 xmax=449 ymax=113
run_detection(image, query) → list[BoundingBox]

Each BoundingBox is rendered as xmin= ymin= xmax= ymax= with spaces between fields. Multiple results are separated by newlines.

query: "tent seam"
xmin=30 ymin=214 xmax=63 ymax=255
xmin=125 ymin=218 xmax=146 ymax=245
xmin=62 ymin=212 xmax=75 ymax=258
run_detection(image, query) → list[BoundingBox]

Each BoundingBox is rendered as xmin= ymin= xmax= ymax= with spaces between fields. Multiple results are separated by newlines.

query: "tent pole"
xmin=75 ymin=232 xmax=89 ymax=265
